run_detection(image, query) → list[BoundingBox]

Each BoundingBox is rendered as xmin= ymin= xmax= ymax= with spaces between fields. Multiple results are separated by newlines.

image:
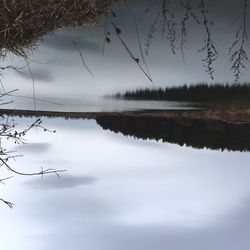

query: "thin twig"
xmin=73 ymin=40 xmax=94 ymax=78
xmin=110 ymin=20 xmax=153 ymax=82
xmin=126 ymin=4 xmax=152 ymax=79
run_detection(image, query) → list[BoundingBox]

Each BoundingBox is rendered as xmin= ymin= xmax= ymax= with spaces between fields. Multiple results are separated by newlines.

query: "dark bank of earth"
xmin=1 ymin=109 xmax=250 ymax=152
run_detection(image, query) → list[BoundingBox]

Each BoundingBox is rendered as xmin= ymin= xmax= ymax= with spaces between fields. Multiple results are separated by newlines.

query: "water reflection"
xmin=13 ymin=142 xmax=51 ymax=153
xmin=0 ymin=1 xmax=250 ymax=249
xmin=97 ymin=114 xmax=250 ymax=152
xmin=24 ymin=174 xmax=97 ymax=190
xmin=1 ymin=117 xmax=250 ymax=250
xmin=3 ymin=96 xmax=195 ymax=112
xmin=2 ymin=110 xmax=248 ymax=152
xmin=2 ymin=0 xmax=250 ymax=106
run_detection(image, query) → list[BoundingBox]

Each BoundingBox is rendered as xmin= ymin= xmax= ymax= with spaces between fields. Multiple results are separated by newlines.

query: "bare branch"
xmin=126 ymin=4 xmax=152 ymax=79
xmin=144 ymin=11 xmax=160 ymax=56
xmin=0 ymin=115 xmax=65 ymax=208
xmin=0 ymin=198 xmax=15 ymax=209
xmin=73 ymin=40 xmax=94 ymax=78
xmin=179 ymin=0 xmax=201 ymax=62
xmin=229 ymin=0 xmax=249 ymax=82
xmin=199 ymin=0 xmax=218 ymax=80
xmin=109 ymin=19 xmax=153 ymax=82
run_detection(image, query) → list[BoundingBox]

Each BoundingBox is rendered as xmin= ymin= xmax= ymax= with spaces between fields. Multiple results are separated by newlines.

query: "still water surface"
xmin=0 ymin=117 xmax=250 ymax=250
xmin=4 ymin=96 xmax=195 ymax=112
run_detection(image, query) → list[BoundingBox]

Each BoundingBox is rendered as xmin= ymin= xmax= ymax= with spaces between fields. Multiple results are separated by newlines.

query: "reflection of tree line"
xmin=116 ymin=83 xmax=250 ymax=104
xmin=96 ymin=115 xmax=250 ymax=152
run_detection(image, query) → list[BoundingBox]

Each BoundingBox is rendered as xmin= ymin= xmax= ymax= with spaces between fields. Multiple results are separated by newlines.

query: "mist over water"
xmin=3 ymin=96 xmax=195 ymax=112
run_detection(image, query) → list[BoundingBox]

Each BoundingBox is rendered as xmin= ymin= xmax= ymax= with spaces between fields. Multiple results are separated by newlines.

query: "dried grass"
xmin=0 ymin=0 xmax=120 ymax=56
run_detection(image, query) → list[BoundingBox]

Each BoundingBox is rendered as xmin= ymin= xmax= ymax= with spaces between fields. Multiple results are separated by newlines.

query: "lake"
xmin=1 ymin=116 xmax=250 ymax=250
xmin=4 ymin=96 xmax=196 ymax=112
xmin=0 ymin=0 xmax=250 ymax=249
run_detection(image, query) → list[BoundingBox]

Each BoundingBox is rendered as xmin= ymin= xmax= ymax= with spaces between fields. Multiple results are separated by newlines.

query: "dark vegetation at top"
xmin=0 ymin=0 xmax=119 ymax=56
xmin=115 ymin=83 xmax=250 ymax=104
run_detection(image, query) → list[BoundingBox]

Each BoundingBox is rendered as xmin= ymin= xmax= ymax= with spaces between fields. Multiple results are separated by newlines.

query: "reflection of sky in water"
xmin=2 ymin=0 xmax=250 ymax=111
xmin=3 ymin=96 xmax=196 ymax=112
xmin=0 ymin=117 xmax=250 ymax=250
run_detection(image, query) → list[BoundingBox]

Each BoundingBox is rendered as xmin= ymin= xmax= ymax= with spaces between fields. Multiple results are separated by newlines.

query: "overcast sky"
xmin=1 ymin=0 xmax=250 ymax=110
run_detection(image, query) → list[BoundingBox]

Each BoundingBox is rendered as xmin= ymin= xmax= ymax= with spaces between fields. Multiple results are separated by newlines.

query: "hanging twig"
xmin=199 ymin=0 xmax=218 ymax=79
xmin=179 ymin=0 xmax=201 ymax=62
xmin=0 ymin=198 xmax=15 ymax=209
xmin=126 ymin=4 xmax=152 ymax=79
xmin=109 ymin=20 xmax=153 ymax=82
xmin=24 ymin=57 xmax=37 ymax=110
xmin=0 ymin=118 xmax=65 ymax=208
xmin=144 ymin=11 xmax=160 ymax=56
xmin=102 ymin=15 xmax=108 ymax=56
xmin=73 ymin=40 xmax=94 ymax=78
xmin=229 ymin=0 xmax=249 ymax=82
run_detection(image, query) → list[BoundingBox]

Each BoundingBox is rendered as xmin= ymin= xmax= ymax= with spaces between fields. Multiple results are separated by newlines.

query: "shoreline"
xmin=1 ymin=108 xmax=250 ymax=151
xmin=0 ymin=108 xmax=250 ymax=124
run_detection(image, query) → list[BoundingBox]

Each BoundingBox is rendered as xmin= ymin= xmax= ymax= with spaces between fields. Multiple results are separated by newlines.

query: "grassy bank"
xmin=0 ymin=0 xmax=119 ymax=56
xmin=115 ymin=83 xmax=250 ymax=105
